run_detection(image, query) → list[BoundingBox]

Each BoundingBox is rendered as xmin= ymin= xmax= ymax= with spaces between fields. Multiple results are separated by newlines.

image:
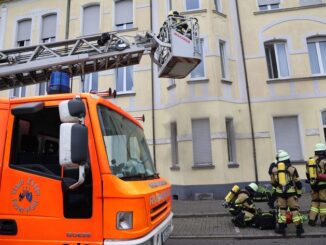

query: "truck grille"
xmin=150 ymin=200 xmax=168 ymax=222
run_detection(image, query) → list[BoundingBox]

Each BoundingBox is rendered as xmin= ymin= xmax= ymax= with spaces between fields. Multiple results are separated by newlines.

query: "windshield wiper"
xmin=120 ymin=173 xmax=158 ymax=180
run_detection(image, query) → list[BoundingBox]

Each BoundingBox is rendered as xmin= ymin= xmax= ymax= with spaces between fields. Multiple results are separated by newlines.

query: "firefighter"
xmin=271 ymin=150 xmax=304 ymax=237
xmin=306 ymin=143 xmax=326 ymax=227
xmin=167 ymin=10 xmax=189 ymax=37
xmin=228 ymin=182 xmax=258 ymax=227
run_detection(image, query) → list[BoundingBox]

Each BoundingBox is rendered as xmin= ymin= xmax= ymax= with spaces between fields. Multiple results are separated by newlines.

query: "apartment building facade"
xmin=0 ymin=0 xmax=325 ymax=199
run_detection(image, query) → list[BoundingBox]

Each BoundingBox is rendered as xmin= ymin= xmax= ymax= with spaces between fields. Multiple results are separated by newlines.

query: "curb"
xmin=174 ymin=210 xmax=309 ymax=218
xmin=170 ymin=232 xmax=326 ymax=240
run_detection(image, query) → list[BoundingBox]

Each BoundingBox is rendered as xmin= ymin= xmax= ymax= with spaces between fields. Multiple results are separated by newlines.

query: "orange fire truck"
xmin=0 ymin=15 xmax=201 ymax=244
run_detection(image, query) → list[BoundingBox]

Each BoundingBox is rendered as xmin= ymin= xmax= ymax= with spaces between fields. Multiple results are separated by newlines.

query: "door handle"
xmin=0 ymin=219 xmax=17 ymax=235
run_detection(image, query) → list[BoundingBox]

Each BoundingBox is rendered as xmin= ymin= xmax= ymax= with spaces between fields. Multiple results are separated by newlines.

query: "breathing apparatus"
xmin=307 ymin=158 xmax=317 ymax=184
xmin=222 ymin=185 xmax=240 ymax=208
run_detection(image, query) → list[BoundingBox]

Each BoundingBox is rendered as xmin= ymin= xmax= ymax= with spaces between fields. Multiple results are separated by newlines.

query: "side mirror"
xmin=59 ymin=123 xmax=88 ymax=190
xmin=59 ymin=97 xmax=87 ymax=190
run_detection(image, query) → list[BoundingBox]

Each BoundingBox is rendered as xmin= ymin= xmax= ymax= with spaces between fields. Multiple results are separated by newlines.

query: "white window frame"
xmin=185 ymin=0 xmax=201 ymax=11
xmin=116 ymin=66 xmax=134 ymax=93
xmin=226 ymin=118 xmax=236 ymax=164
xmin=265 ymin=41 xmax=290 ymax=79
xmin=219 ymin=40 xmax=228 ymax=79
xmin=191 ymin=118 xmax=213 ymax=166
xmin=273 ymin=115 xmax=303 ymax=162
xmin=257 ymin=0 xmax=280 ymax=11
xmin=307 ymin=36 xmax=326 ymax=75
xmin=16 ymin=18 xmax=32 ymax=47
xmin=321 ymin=111 xmax=326 ymax=143
xmin=13 ymin=86 xmax=26 ymax=98
xmin=190 ymin=37 xmax=206 ymax=79
xmin=114 ymin=0 xmax=133 ymax=30
xmin=83 ymin=73 xmax=98 ymax=92
xmin=170 ymin=122 xmax=178 ymax=166
xmin=41 ymin=13 xmax=57 ymax=44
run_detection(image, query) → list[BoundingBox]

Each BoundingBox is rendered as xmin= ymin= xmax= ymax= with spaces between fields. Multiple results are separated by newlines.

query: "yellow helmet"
xmin=168 ymin=10 xmax=174 ymax=16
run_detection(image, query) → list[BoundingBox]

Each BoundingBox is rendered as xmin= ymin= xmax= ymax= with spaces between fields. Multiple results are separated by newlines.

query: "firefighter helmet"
xmin=248 ymin=182 xmax=258 ymax=192
xmin=278 ymin=150 xmax=290 ymax=162
xmin=315 ymin=143 xmax=326 ymax=152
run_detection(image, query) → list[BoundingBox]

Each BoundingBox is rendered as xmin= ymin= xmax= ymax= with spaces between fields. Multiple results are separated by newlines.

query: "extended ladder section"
xmin=0 ymin=15 xmax=201 ymax=91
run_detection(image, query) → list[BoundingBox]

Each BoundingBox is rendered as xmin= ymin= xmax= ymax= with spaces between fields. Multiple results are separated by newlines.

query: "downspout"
xmin=150 ymin=0 xmax=157 ymax=168
xmin=65 ymin=0 xmax=73 ymax=92
xmin=235 ymin=0 xmax=258 ymax=183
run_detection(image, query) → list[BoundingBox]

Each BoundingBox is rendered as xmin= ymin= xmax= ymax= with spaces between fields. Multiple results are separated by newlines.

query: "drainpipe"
xmin=65 ymin=0 xmax=73 ymax=92
xmin=150 ymin=0 xmax=157 ymax=168
xmin=235 ymin=0 xmax=258 ymax=183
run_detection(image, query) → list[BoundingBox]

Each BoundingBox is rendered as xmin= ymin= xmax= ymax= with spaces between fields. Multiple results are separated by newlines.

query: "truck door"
xmin=0 ymin=101 xmax=9 ymax=190
xmin=0 ymin=102 xmax=102 ymax=244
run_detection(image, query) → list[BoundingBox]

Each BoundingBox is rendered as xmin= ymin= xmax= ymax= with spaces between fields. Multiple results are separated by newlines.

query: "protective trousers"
xmin=309 ymin=189 xmax=326 ymax=222
xmin=277 ymin=196 xmax=302 ymax=225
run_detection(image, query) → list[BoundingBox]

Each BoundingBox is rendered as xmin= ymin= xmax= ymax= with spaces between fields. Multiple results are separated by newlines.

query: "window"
xmin=307 ymin=37 xmax=326 ymax=75
xmin=300 ymin=0 xmax=322 ymax=6
xmin=10 ymin=107 xmax=61 ymax=178
xmin=191 ymin=118 xmax=212 ymax=165
xmin=41 ymin=14 xmax=56 ymax=43
xmin=191 ymin=38 xmax=205 ymax=79
xmin=226 ymin=118 xmax=236 ymax=163
xmin=258 ymin=0 xmax=280 ymax=10
xmin=115 ymin=0 xmax=133 ymax=30
xmin=83 ymin=73 xmax=98 ymax=92
xmin=116 ymin=66 xmax=134 ymax=93
xmin=264 ymin=41 xmax=289 ymax=79
xmin=322 ymin=111 xmax=326 ymax=141
xmin=273 ymin=116 xmax=303 ymax=161
xmin=214 ymin=0 xmax=222 ymax=12
xmin=219 ymin=40 xmax=227 ymax=79
xmin=13 ymin=86 xmax=26 ymax=98
xmin=185 ymin=0 xmax=200 ymax=11
xmin=82 ymin=5 xmax=99 ymax=93
xmin=83 ymin=5 xmax=100 ymax=35
xmin=17 ymin=19 xmax=31 ymax=47
xmin=38 ymin=82 xmax=47 ymax=96
xmin=170 ymin=122 xmax=178 ymax=166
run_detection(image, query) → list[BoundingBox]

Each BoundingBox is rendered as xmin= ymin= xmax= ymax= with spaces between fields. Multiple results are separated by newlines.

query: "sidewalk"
xmin=170 ymin=193 xmax=326 ymax=239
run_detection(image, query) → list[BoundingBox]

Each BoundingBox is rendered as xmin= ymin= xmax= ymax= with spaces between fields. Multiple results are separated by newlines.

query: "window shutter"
xmin=171 ymin=122 xmax=178 ymax=165
xmin=257 ymin=0 xmax=280 ymax=6
xmin=83 ymin=5 xmax=100 ymax=35
xmin=17 ymin=19 xmax=31 ymax=41
xmin=274 ymin=116 xmax=302 ymax=161
xmin=300 ymin=0 xmax=322 ymax=6
xmin=42 ymin=14 xmax=56 ymax=39
xmin=115 ymin=0 xmax=133 ymax=25
xmin=192 ymin=119 xmax=212 ymax=165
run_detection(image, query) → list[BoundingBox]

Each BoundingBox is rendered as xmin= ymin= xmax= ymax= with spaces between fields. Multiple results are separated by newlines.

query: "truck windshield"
xmin=98 ymin=105 xmax=156 ymax=180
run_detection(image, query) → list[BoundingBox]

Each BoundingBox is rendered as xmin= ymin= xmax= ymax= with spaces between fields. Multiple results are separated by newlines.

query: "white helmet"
xmin=278 ymin=150 xmax=290 ymax=162
xmin=248 ymin=182 xmax=258 ymax=192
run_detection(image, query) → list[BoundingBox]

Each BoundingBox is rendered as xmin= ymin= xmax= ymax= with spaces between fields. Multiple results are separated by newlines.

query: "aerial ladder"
xmin=0 ymin=15 xmax=201 ymax=92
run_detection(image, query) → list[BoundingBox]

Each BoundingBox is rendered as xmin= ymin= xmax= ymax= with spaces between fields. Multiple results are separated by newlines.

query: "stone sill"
xmin=187 ymin=78 xmax=209 ymax=84
xmin=228 ymin=163 xmax=239 ymax=168
xmin=192 ymin=164 xmax=215 ymax=170
xmin=221 ymin=79 xmax=232 ymax=84
xmin=181 ymin=9 xmax=207 ymax=16
xmin=291 ymin=161 xmax=306 ymax=165
xmin=115 ymin=27 xmax=139 ymax=33
xmin=170 ymin=165 xmax=180 ymax=171
xmin=267 ymin=74 xmax=326 ymax=84
xmin=212 ymin=10 xmax=227 ymax=18
xmin=254 ymin=3 xmax=326 ymax=15
xmin=167 ymin=83 xmax=176 ymax=90
xmin=116 ymin=91 xmax=136 ymax=97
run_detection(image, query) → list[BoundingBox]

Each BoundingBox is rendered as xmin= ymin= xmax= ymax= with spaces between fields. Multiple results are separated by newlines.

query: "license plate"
xmin=161 ymin=223 xmax=172 ymax=243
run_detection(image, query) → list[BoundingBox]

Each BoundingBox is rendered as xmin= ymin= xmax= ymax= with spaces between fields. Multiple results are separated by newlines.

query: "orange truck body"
xmin=0 ymin=93 xmax=173 ymax=244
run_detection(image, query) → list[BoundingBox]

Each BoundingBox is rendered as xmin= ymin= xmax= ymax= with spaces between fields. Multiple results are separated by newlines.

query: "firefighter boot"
xmin=275 ymin=223 xmax=286 ymax=236
xmin=296 ymin=223 xmax=304 ymax=237
xmin=308 ymin=219 xmax=316 ymax=226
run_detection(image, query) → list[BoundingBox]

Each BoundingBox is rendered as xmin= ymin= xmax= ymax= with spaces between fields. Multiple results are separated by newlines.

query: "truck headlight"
xmin=117 ymin=212 xmax=133 ymax=230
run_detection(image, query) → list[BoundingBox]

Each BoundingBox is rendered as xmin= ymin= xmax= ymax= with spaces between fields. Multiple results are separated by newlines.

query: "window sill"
xmin=291 ymin=161 xmax=306 ymax=165
xmin=212 ymin=10 xmax=227 ymax=18
xmin=167 ymin=83 xmax=176 ymax=90
xmin=228 ymin=162 xmax=239 ymax=168
xmin=221 ymin=78 xmax=232 ymax=84
xmin=267 ymin=74 xmax=326 ymax=84
xmin=254 ymin=3 xmax=326 ymax=15
xmin=181 ymin=9 xmax=207 ymax=15
xmin=114 ymin=27 xmax=138 ymax=33
xmin=116 ymin=91 xmax=136 ymax=97
xmin=192 ymin=164 xmax=215 ymax=169
xmin=187 ymin=78 xmax=209 ymax=84
xmin=170 ymin=165 xmax=180 ymax=171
